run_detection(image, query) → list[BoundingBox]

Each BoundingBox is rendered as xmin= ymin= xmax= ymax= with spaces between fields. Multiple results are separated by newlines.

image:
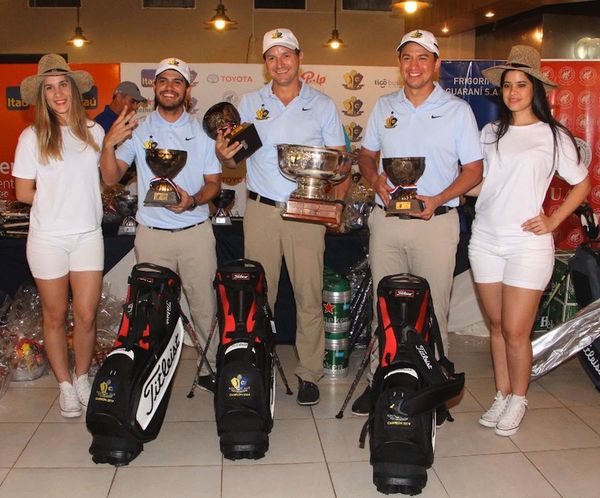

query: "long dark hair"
xmin=492 ymin=68 xmax=580 ymax=169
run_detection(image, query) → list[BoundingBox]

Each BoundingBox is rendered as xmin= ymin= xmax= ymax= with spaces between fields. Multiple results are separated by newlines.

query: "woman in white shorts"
xmin=468 ymin=45 xmax=590 ymax=436
xmin=12 ymin=54 xmax=105 ymax=418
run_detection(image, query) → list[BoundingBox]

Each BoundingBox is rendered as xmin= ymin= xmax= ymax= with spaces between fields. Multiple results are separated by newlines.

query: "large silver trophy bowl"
xmin=144 ymin=148 xmax=188 ymax=206
xmin=277 ymin=144 xmax=351 ymax=224
xmin=381 ymin=157 xmax=426 ymax=216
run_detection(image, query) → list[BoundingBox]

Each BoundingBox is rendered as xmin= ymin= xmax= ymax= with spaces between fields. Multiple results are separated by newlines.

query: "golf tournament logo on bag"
xmin=228 ymin=374 xmax=251 ymax=397
xmin=95 ymin=379 xmax=117 ymax=403
xmin=136 ymin=326 xmax=183 ymax=430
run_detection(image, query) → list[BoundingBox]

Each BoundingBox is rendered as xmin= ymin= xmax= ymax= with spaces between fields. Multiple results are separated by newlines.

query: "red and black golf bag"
xmin=213 ymin=259 xmax=276 ymax=460
xmin=361 ymin=273 xmax=464 ymax=495
xmin=87 ymin=263 xmax=184 ymax=466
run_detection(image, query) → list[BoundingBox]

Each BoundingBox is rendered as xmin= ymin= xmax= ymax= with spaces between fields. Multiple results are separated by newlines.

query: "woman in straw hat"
xmin=12 ymin=54 xmax=105 ymax=418
xmin=468 ymin=45 xmax=590 ymax=436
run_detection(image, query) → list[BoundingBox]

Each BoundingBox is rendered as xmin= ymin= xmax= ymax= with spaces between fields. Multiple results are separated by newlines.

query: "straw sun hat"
xmin=20 ymin=53 xmax=94 ymax=105
xmin=483 ymin=45 xmax=558 ymax=91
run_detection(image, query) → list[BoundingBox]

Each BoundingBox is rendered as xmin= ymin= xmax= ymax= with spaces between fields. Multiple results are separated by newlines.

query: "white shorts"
xmin=468 ymin=231 xmax=554 ymax=290
xmin=26 ymin=228 xmax=104 ymax=280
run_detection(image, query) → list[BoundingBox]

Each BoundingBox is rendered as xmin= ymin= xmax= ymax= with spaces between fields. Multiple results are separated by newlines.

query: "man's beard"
xmin=155 ymin=93 xmax=185 ymax=111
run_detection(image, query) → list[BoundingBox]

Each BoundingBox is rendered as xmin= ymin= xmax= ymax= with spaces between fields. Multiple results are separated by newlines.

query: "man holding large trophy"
xmin=353 ymin=30 xmax=483 ymax=415
xmin=100 ymin=57 xmax=234 ymax=392
xmin=217 ymin=28 xmax=350 ymax=406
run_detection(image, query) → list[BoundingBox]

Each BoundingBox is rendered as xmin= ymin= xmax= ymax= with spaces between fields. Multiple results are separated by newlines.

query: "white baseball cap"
xmin=397 ymin=29 xmax=439 ymax=56
xmin=155 ymin=57 xmax=191 ymax=84
xmin=262 ymin=28 xmax=300 ymax=55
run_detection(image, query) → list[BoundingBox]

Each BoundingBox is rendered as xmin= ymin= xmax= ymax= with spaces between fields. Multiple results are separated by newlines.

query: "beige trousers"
xmin=367 ymin=206 xmax=459 ymax=380
xmin=243 ymin=198 xmax=326 ymax=384
xmin=135 ymin=222 xmax=218 ymax=373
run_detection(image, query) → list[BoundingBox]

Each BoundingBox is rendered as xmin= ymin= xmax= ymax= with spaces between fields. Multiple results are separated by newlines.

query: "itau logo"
xmin=5 ymin=87 xmax=28 ymax=111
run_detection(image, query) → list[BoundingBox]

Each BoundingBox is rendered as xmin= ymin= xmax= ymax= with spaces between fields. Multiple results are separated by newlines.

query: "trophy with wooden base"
xmin=114 ymin=193 xmax=138 ymax=236
xmin=144 ymin=148 xmax=187 ymax=206
xmin=202 ymin=101 xmax=262 ymax=164
xmin=211 ymin=189 xmax=235 ymax=226
xmin=382 ymin=157 xmax=426 ymax=216
xmin=277 ymin=144 xmax=351 ymax=224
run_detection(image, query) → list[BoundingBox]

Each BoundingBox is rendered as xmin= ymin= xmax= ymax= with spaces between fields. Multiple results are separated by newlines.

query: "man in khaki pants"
xmin=218 ymin=28 xmax=348 ymax=405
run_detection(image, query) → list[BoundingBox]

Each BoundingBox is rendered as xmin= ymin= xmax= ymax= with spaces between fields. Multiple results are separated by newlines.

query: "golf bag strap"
xmin=397 ymin=373 xmax=465 ymax=416
xmin=428 ymin=301 xmax=455 ymax=375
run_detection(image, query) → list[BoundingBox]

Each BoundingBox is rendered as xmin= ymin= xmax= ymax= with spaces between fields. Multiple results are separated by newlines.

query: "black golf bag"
xmin=362 ymin=274 xmax=465 ymax=495
xmin=568 ymin=244 xmax=600 ymax=391
xmin=87 ymin=263 xmax=184 ymax=466
xmin=213 ymin=259 xmax=275 ymax=460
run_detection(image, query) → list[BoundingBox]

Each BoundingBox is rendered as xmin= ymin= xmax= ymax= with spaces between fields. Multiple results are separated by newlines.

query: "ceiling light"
xmin=66 ymin=7 xmax=90 ymax=48
xmin=484 ymin=11 xmax=495 ymax=18
xmin=441 ymin=26 xmax=449 ymax=34
xmin=205 ymin=1 xmax=237 ymax=31
xmin=391 ymin=1 xmax=432 ymax=15
xmin=326 ymin=0 xmax=345 ymax=49
xmin=534 ymin=29 xmax=543 ymax=43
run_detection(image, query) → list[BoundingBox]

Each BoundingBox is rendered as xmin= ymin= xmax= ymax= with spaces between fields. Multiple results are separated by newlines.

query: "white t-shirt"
xmin=473 ymin=121 xmax=588 ymax=238
xmin=12 ymin=122 xmax=104 ymax=235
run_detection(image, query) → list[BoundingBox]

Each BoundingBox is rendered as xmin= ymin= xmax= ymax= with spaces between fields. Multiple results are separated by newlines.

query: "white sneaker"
xmin=73 ymin=372 xmax=91 ymax=409
xmin=59 ymin=381 xmax=82 ymax=418
xmin=479 ymin=391 xmax=511 ymax=428
xmin=495 ymin=395 xmax=527 ymax=436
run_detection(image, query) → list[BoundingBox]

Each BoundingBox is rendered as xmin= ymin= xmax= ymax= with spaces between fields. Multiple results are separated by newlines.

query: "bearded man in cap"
xmin=100 ymin=58 xmax=235 ymax=391
xmin=217 ymin=28 xmax=349 ymax=406
xmin=352 ymin=29 xmax=483 ymax=415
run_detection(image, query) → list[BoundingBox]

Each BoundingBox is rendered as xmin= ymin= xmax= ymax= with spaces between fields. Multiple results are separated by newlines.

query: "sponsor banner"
xmin=0 ymin=63 xmax=120 ymax=201
xmin=439 ymin=60 xmax=503 ymax=129
xmin=543 ymin=61 xmax=599 ymax=249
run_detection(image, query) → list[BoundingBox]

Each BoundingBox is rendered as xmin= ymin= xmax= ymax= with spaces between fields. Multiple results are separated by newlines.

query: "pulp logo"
xmin=394 ymin=289 xmax=415 ymax=298
xmin=232 ymin=272 xmax=250 ymax=281
xmin=6 ymin=87 xmax=29 ymax=110
xmin=301 ymin=71 xmax=326 ymax=86
xmin=558 ymin=66 xmax=576 ymax=86
xmin=556 ymin=90 xmax=574 ymax=108
xmin=579 ymin=66 xmax=598 ymax=87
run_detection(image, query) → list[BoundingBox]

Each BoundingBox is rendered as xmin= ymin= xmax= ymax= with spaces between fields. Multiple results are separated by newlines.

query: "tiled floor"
xmin=0 ymin=334 xmax=599 ymax=498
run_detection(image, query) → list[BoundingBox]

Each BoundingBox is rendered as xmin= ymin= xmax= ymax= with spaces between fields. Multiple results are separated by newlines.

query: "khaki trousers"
xmin=244 ymin=198 xmax=326 ymax=384
xmin=367 ymin=206 xmax=459 ymax=380
xmin=135 ymin=222 xmax=218 ymax=372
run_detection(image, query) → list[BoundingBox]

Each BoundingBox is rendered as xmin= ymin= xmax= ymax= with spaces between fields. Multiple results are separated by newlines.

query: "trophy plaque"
xmin=202 ymin=102 xmax=262 ymax=164
xmin=382 ymin=157 xmax=426 ymax=216
xmin=144 ymin=148 xmax=187 ymax=206
xmin=211 ymin=188 xmax=235 ymax=226
xmin=277 ymin=144 xmax=352 ymax=224
xmin=114 ymin=193 xmax=138 ymax=236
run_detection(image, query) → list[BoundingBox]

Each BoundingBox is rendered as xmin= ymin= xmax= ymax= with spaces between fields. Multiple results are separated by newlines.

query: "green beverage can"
xmin=324 ymin=338 xmax=349 ymax=378
xmin=323 ymin=277 xmax=352 ymax=340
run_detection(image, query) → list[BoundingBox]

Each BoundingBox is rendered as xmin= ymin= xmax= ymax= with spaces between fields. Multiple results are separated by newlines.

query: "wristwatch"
xmin=188 ymin=195 xmax=197 ymax=210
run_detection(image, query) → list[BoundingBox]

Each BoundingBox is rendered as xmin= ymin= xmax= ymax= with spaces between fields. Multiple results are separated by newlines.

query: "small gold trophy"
xmin=144 ymin=143 xmax=188 ymax=207
xmin=382 ymin=157 xmax=426 ymax=216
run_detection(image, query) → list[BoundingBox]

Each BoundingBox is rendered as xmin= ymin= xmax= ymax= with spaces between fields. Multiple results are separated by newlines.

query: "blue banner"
xmin=440 ymin=60 xmax=503 ymax=130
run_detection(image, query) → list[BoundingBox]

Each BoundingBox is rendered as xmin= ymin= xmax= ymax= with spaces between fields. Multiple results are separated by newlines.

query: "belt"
xmin=248 ymin=191 xmax=286 ymax=209
xmin=377 ymin=204 xmax=455 ymax=219
xmin=145 ymin=221 xmax=204 ymax=232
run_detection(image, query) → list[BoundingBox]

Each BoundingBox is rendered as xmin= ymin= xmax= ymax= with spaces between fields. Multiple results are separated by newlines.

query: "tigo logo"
xmin=6 ymin=87 xmax=28 ymax=110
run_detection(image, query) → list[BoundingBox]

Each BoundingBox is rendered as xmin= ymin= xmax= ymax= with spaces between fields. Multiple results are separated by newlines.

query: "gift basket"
xmin=0 ymin=201 xmax=30 ymax=238
xmin=340 ymin=173 xmax=374 ymax=233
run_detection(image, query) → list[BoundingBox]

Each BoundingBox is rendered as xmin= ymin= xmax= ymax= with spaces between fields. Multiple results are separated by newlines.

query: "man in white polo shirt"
xmin=219 ymin=28 xmax=348 ymax=406
xmin=353 ymin=29 xmax=483 ymax=415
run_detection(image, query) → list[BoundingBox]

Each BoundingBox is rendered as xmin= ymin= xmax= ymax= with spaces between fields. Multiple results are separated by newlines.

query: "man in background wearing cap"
xmin=100 ymin=58 xmax=233 ymax=391
xmin=95 ymin=81 xmax=147 ymax=134
xmin=218 ymin=28 xmax=348 ymax=406
xmin=353 ymin=29 xmax=483 ymax=415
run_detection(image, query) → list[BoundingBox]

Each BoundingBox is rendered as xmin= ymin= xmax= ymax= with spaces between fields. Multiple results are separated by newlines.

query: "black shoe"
xmin=197 ymin=374 xmax=216 ymax=394
xmin=296 ymin=377 xmax=320 ymax=406
xmin=351 ymin=384 xmax=371 ymax=416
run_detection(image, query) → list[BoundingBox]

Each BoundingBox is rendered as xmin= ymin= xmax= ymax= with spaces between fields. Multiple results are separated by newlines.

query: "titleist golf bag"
xmin=87 ymin=263 xmax=184 ymax=466
xmin=361 ymin=274 xmax=465 ymax=495
xmin=214 ymin=259 xmax=275 ymax=460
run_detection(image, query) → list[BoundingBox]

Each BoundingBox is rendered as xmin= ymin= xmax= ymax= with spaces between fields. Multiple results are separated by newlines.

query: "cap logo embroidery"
xmin=411 ymin=30 xmax=423 ymax=39
xmin=167 ymin=58 xmax=179 ymax=66
xmin=272 ymin=30 xmax=283 ymax=39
